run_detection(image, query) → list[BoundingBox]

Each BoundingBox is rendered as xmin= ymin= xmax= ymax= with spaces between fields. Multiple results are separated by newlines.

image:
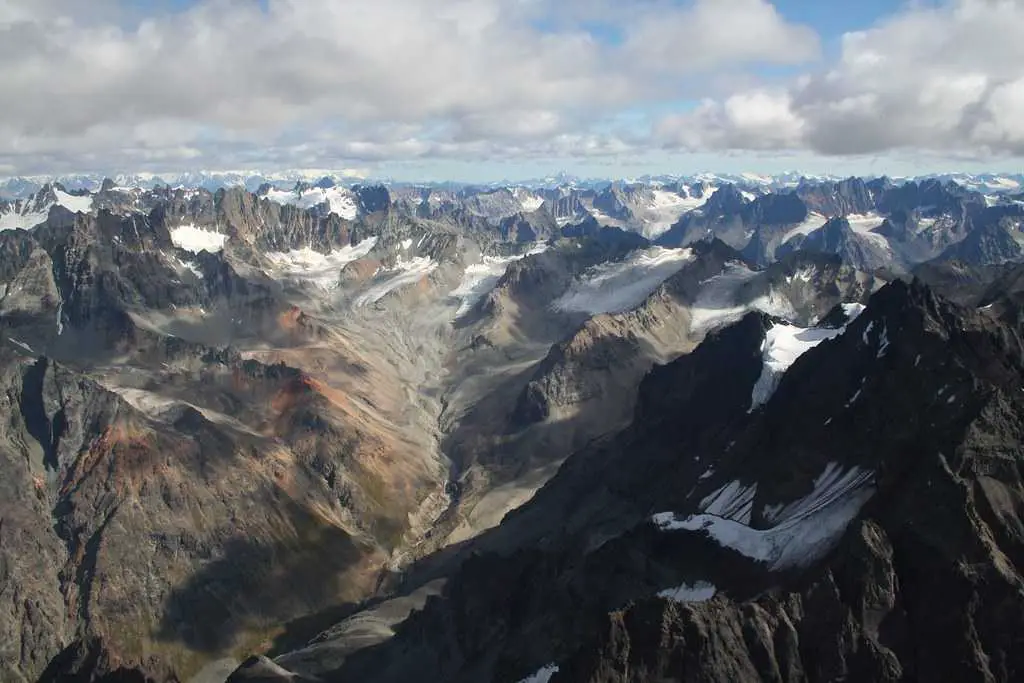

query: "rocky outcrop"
xmin=796 ymin=176 xmax=878 ymax=216
xmin=938 ymin=218 xmax=1024 ymax=266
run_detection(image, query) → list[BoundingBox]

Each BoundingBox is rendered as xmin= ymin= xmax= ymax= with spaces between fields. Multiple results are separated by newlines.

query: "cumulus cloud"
xmin=0 ymin=0 xmax=818 ymax=174
xmin=656 ymin=0 xmax=1024 ymax=159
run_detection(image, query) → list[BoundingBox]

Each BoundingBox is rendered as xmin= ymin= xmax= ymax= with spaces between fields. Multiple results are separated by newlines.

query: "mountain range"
xmin=0 ymin=173 xmax=1023 ymax=682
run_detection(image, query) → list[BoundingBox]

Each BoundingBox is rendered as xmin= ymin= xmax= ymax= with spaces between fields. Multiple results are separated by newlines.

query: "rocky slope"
xmin=246 ymin=279 xmax=1024 ymax=683
xmin=3 ymin=174 xmax=1024 ymax=682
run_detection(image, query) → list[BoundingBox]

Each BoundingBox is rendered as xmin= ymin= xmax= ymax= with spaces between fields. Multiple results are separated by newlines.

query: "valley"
xmin=0 ymin=174 xmax=1023 ymax=682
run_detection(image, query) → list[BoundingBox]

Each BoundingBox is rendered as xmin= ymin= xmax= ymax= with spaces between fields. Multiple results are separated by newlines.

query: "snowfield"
xmin=0 ymin=206 xmax=49 ymax=231
xmin=513 ymin=188 xmax=545 ymax=213
xmin=1 ymin=188 xmax=94 ymax=231
xmin=653 ymin=462 xmax=875 ymax=570
xmin=637 ymin=189 xmax=711 ymax=238
xmin=762 ymin=463 xmax=874 ymax=525
xmin=264 ymin=237 xmax=379 ymax=289
xmin=169 ymin=225 xmax=228 ymax=253
xmin=749 ymin=303 xmax=866 ymax=410
xmin=355 ymin=256 xmax=438 ymax=306
xmin=846 ymin=213 xmax=892 ymax=250
xmin=688 ymin=264 xmax=796 ymax=336
xmin=781 ymin=212 xmax=828 ymax=244
xmin=263 ymin=185 xmax=359 ymax=221
xmin=54 ymin=188 xmax=94 ymax=214
xmin=749 ymin=323 xmax=845 ymax=410
xmin=552 ymin=247 xmax=695 ymax=315
xmin=450 ymin=244 xmax=548 ymax=316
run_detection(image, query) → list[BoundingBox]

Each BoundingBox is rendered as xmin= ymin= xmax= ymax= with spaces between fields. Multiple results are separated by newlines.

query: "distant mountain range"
xmin=2 ymin=170 xmax=1023 ymax=199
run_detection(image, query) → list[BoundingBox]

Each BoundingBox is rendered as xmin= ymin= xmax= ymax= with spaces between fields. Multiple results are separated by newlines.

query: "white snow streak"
xmin=552 ymin=247 xmax=695 ymax=315
xmin=8 ymin=338 xmax=34 ymax=353
xmin=658 ymin=581 xmax=717 ymax=603
xmin=761 ymin=463 xmax=873 ymax=525
xmin=169 ymin=225 xmax=228 ymax=254
xmin=653 ymin=463 xmax=874 ymax=571
xmin=699 ymin=480 xmax=757 ymax=524
xmin=517 ymin=664 xmax=560 ymax=683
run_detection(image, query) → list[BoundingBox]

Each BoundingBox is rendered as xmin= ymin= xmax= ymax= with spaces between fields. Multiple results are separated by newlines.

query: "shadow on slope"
xmin=156 ymin=495 xmax=373 ymax=655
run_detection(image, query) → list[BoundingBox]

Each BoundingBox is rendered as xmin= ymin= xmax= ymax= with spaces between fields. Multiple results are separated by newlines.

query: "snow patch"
xmin=168 ymin=255 xmax=203 ymax=279
xmin=842 ymin=302 xmax=866 ymax=321
xmin=654 ymin=463 xmax=874 ymax=570
xmin=450 ymin=243 xmax=548 ymax=316
xmin=263 ymin=186 xmax=359 ymax=220
xmin=846 ymin=213 xmax=891 ymax=249
xmin=639 ymin=189 xmax=710 ymax=238
xmin=53 ymin=188 xmax=93 ymax=214
xmin=762 ymin=463 xmax=874 ymax=526
xmin=658 ymin=581 xmax=717 ymax=603
xmin=0 ymin=206 xmax=49 ymax=231
xmin=170 ymin=225 xmax=228 ymax=254
xmin=400 ymin=238 xmax=414 ymax=251
xmin=264 ymin=237 xmax=378 ymax=290
xmin=689 ymin=264 xmax=796 ymax=336
xmin=781 ymin=213 xmax=828 ymax=243
xmin=552 ymin=247 xmax=695 ymax=315
xmin=355 ymin=256 xmax=438 ymax=306
xmin=518 ymin=193 xmax=545 ymax=212
xmin=517 ymin=664 xmax=559 ymax=683
xmin=749 ymin=322 xmax=846 ymax=411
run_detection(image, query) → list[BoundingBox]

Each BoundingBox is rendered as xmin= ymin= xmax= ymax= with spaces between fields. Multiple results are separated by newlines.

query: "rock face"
xmin=779 ymin=216 xmax=896 ymax=273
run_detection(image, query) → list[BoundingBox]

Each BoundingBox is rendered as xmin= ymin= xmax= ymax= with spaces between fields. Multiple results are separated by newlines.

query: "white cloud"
xmin=0 ymin=0 xmax=818 ymax=174
xmin=621 ymin=0 xmax=819 ymax=72
xmin=656 ymin=0 xmax=1024 ymax=159
xmin=656 ymin=91 xmax=804 ymax=150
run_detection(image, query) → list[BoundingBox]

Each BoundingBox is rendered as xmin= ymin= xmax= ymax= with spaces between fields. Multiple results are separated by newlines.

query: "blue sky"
xmin=2 ymin=0 xmax=1024 ymax=180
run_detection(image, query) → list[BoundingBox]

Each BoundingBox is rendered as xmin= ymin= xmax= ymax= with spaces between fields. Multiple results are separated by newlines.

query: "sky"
xmin=1 ymin=0 xmax=1024 ymax=181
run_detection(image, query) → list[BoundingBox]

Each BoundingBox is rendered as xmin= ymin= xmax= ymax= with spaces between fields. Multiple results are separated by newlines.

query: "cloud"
xmin=0 ymin=0 xmax=818 ymax=174
xmin=656 ymin=0 xmax=1024 ymax=159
